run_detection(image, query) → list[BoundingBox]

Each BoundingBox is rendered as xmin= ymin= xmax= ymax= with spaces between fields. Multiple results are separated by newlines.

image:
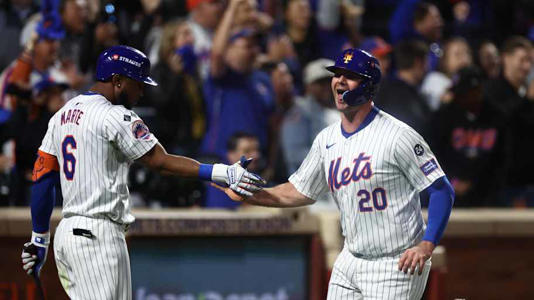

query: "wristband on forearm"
xmin=31 ymin=231 xmax=50 ymax=247
xmin=199 ymin=163 xmax=228 ymax=183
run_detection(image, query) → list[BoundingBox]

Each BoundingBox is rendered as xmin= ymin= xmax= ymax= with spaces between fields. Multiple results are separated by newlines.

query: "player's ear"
xmin=111 ymin=74 xmax=123 ymax=89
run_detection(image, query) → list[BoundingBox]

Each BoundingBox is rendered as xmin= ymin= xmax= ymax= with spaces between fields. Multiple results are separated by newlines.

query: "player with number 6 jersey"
xmin=216 ymin=48 xmax=455 ymax=299
xmin=20 ymin=45 xmax=265 ymax=300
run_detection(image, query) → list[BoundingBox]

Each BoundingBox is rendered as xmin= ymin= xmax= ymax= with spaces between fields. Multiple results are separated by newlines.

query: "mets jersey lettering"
xmin=289 ymin=108 xmax=444 ymax=257
xmin=328 ymin=152 xmax=373 ymax=192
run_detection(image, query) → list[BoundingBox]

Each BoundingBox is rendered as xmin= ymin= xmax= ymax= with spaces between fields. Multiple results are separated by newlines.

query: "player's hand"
xmin=398 ymin=241 xmax=434 ymax=275
xmin=21 ymin=232 xmax=50 ymax=277
xmin=228 ymin=156 xmax=267 ymax=196
xmin=212 ymin=156 xmax=267 ymax=197
xmin=211 ymin=182 xmax=247 ymax=202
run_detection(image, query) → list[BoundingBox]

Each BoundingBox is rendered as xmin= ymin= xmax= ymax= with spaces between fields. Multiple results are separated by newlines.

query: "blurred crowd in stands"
xmin=0 ymin=0 xmax=533 ymax=209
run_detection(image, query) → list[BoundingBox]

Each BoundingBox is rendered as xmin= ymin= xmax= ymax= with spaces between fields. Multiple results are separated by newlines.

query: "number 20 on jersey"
xmin=358 ymin=188 xmax=388 ymax=212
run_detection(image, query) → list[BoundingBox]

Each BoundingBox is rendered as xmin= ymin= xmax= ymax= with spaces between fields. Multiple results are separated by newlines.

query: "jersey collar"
xmin=82 ymin=91 xmax=102 ymax=96
xmin=340 ymin=106 xmax=380 ymax=139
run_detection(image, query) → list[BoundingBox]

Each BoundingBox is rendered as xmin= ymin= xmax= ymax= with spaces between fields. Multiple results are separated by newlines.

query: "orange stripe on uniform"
xmin=32 ymin=150 xmax=59 ymax=182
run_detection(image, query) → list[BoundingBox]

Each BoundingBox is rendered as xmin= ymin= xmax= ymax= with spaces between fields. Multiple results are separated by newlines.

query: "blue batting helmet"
xmin=326 ymin=48 xmax=381 ymax=106
xmin=96 ymin=45 xmax=157 ymax=86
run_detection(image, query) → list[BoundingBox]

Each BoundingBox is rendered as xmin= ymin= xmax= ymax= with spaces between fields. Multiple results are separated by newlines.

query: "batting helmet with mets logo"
xmin=326 ymin=48 xmax=381 ymax=106
xmin=96 ymin=45 xmax=158 ymax=86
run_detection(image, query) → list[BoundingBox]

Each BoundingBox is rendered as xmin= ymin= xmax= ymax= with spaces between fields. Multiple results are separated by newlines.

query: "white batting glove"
xmin=211 ymin=156 xmax=266 ymax=197
xmin=21 ymin=232 xmax=50 ymax=277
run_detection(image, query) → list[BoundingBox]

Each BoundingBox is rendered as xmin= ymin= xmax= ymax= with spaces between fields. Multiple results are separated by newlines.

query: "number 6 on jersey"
xmin=62 ymin=135 xmax=77 ymax=180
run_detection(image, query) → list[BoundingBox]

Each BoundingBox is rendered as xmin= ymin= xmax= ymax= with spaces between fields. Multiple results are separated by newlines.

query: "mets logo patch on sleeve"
xmin=414 ymin=144 xmax=424 ymax=156
xmin=131 ymin=120 xmax=151 ymax=140
xmin=420 ymin=158 xmax=438 ymax=176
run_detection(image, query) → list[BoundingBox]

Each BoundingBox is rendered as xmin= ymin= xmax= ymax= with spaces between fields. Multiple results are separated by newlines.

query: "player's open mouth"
xmin=336 ymin=89 xmax=347 ymax=95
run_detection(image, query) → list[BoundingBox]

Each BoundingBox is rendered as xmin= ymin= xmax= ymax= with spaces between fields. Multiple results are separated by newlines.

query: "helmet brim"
xmin=325 ymin=66 xmax=371 ymax=79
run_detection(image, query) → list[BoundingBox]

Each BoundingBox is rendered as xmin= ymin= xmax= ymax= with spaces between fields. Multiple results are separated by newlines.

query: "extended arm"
xmin=214 ymin=181 xmax=315 ymax=208
xmin=138 ymin=142 xmax=202 ymax=177
xmin=139 ymin=143 xmax=265 ymax=196
xmin=210 ymin=0 xmax=244 ymax=78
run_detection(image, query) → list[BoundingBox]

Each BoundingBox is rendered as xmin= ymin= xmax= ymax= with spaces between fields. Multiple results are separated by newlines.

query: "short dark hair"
xmin=226 ymin=132 xmax=258 ymax=152
xmin=394 ymin=40 xmax=429 ymax=70
xmin=501 ymin=36 xmax=532 ymax=55
xmin=413 ymin=2 xmax=434 ymax=24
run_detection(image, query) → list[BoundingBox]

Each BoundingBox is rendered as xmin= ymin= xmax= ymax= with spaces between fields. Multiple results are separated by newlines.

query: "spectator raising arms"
xmin=187 ymin=0 xmax=225 ymax=79
xmin=281 ymin=0 xmax=320 ymax=69
xmin=202 ymin=0 xmax=274 ymax=160
xmin=149 ymin=19 xmax=205 ymax=156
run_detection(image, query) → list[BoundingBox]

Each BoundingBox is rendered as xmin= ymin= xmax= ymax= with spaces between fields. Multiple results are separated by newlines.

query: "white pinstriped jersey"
xmin=289 ymin=106 xmax=444 ymax=258
xmin=39 ymin=92 xmax=158 ymax=225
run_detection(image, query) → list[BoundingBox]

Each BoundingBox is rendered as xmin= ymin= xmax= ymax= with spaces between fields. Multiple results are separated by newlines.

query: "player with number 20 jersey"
xmin=216 ymin=48 xmax=455 ymax=300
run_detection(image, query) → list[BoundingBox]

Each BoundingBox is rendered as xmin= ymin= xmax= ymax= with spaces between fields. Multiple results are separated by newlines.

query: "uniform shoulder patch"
xmin=414 ymin=144 xmax=424 ymax=156
xmin=420 ymin=158 xmax=438 ymax=176
xmin=131 ymin=120 xmax=151 ymax=140
xmin=123 ymin=114 xmax=131 ymax=121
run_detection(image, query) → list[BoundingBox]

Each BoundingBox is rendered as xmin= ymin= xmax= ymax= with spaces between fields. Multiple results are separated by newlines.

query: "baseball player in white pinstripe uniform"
xmin=20 ymin=45 xmax=265 ymax=299
xmin=216 ymin=49 xmax=455 ymax=299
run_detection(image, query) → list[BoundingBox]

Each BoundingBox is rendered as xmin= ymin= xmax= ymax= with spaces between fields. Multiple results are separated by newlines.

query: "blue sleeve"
xmin=31 ymin=171 xmax=59 ymax=233
xmin=420 ymin=176 xmax=454 ymax=245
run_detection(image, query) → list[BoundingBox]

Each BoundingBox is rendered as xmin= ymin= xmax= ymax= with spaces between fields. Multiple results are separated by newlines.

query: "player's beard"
xmin=117 ymin=90 xmax=133 ymax=109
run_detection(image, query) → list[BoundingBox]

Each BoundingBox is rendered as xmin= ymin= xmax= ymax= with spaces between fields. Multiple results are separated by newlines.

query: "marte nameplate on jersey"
xmin=61 ymin=108 xmax=84 ymax=126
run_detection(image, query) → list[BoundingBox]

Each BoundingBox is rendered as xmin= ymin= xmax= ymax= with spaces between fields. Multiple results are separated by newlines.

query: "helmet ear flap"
xmin=368 ymin=82 xmax=380 ymax=100
xmin=360 ymin=78 xmax=380 ymax=102
xmin=342 ymin=78 xmax=376 ymax=106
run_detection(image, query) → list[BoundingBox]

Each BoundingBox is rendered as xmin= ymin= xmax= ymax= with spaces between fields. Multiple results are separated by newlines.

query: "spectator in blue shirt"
xmin=201 ymin=0 xmax=274 ymax=160
xmin=204 ymin=132 xmax=261 ymax=209
xmin=390 ymin=1 xmax=444 ymax=71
